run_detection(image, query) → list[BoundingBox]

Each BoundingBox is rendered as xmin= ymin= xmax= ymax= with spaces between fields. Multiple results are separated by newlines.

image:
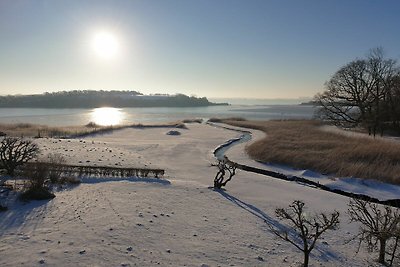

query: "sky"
xmin=0 ymin=0 xmax=399 ymax=99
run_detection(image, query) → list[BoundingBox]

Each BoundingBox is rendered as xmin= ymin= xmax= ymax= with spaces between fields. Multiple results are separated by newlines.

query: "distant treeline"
xmin=0 ymin=90 xmax=228 ymax=108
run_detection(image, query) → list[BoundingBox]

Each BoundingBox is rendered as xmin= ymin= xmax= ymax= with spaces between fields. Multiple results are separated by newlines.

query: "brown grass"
xmin=223 ymin=119 xmax=400 ymax=185
xmin=0 ymin=121 xmax=188 ymax=138
xmin=0 ymin=123 xmax=97 ymax=138
xmin=208 ymin=117 xmax=247 ymax=123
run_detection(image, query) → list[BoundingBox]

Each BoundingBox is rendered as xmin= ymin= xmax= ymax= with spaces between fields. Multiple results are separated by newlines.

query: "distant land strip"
xmin=0 ymin=90 xmax=228 ymax=108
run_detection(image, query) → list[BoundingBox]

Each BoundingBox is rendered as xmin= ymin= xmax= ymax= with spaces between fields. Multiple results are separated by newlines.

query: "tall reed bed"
xmin=0 ymin=121 xmax=189 ymax=138
xmin=224 ymin=119 xmax=400 ymax=185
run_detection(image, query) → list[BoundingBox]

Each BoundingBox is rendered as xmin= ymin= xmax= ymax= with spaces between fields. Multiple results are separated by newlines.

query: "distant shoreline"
xmin=0 ymin=90 xmax=228 ymax=108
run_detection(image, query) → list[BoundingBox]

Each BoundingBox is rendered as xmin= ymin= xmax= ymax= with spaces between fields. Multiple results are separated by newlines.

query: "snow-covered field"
xmin=0 ymin=123 xmax=389 ymax=266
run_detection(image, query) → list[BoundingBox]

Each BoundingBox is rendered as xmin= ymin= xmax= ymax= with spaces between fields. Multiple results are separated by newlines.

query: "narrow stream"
xmin=213 ymin=132 xmax=252 ymax=160
xmin=211 ymin=124 xmax=400 ymax=208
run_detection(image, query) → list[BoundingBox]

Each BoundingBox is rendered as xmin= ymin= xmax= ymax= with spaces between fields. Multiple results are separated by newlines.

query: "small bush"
xmin=46 ymin=153 xmax=66 ymax=184
xmin=85 ymin=122 xmax=100 ymax=128
xmin=0 ymin=204 xmax=8 ymax=212
xmin=19 ymin=187 xmax=55 ymax=201
xmin=22 ymin=162 xmax=49 ymax=189
xmin=166 ymin=130 xmax=181 ymax=136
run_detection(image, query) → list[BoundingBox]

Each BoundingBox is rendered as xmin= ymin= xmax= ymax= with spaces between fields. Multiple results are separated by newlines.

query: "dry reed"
xmin=0 ymin=121 xmax=191 ymax=138
xmin=224 ymin=119 xmax=400 ymax=185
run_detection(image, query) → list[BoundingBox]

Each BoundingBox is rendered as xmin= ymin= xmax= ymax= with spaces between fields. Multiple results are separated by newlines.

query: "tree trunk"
xmin=303 ymin=251 xmax=309 ymax=267
xmin=378 ymin=239 xmax=386 ymax=264
xmin=389 ymin=236 xmax=399 ymax=267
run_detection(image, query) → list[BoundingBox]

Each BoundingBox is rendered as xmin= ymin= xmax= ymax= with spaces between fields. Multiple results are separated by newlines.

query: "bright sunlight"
xmin=91 ymin=31 xmax=120 ymax=59
xmin=91 ymin=107 xmax=124 ymax=126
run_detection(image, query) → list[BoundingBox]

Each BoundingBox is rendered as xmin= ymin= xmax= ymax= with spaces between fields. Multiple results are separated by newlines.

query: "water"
xmin=214 ymin=132 xmax=252 ymax=161
xmin=0 ymin=105 xmax=315 ymax=126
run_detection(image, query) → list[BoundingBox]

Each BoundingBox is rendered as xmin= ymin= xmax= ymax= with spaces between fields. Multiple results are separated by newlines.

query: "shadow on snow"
xmin=215 ymin=189 xmax=344 ymax=264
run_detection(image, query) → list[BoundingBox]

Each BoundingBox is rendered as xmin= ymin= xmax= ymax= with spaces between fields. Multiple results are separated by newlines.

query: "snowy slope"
xmin=0 ymin=124 xmax=385 ymax=266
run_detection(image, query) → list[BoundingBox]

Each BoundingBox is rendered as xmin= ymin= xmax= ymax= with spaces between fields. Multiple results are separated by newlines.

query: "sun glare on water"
xmin=91 ymin=107 xmax=124 ymax=126
xmin=91 ymin=31 xmax=120 ymax=59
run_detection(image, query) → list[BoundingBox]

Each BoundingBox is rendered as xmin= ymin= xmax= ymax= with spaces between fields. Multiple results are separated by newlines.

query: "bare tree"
xmin=348 ymin=198 xmax=400 ymax=265
xmin=213 ymin=156 xmax=237 ymax=189
xmin=315 ymin=48 xmax=399 ymax=136
xmin=367 ymin=48 xmax=399 ymax=136
xmin=0 ymin=137 xmax=39 ymax=177
xmin=269 ymin=200 xmax=340 ymax=267
xmin=385 ymin=75 xmax=400 ymax=131
xmin=315 ymin=59 xmax=372 ymax=127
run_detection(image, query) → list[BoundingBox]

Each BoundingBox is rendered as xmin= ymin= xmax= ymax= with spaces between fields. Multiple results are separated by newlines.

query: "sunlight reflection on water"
xmin=0 ymin=105 xmax=315 ymax=126
xmin=90 ymin=107 xmax=125 ymax=126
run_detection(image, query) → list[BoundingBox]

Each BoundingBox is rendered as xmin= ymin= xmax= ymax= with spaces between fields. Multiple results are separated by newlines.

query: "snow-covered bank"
xmin=222 ymin=124 xmax=400 ymax=203
xmin=0 ymin=123 xmax=386 ymax=266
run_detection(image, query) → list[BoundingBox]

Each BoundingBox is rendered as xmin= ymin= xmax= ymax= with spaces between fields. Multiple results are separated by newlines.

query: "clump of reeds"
xmin=208 ymin=117 xmax=247 ymax=123
xmin=0 ymin=123 xmax=93 ymax=138
xmin=182 ymin=118 xmax=203 ymax=123
xmin=225 ymin=120 xmax=400 ymax=185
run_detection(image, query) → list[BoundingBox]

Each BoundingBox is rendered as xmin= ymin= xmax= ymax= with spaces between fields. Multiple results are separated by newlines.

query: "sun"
xmin=91 ymin=31 xmax=120 ymax=59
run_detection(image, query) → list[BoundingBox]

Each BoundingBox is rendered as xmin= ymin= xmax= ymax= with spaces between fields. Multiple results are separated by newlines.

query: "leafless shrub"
xmin=0 ymin=204 xmax=7 ymax=212
xmin=22 ymin=162 xmax=49 ymax=190
xmin=45 ymin=153 xmax=66 ymax=184
xmin=348 ymin=198 xmax=400 ymax=266
xmin=213 ymin=156 xmax=237 ymax=189
xmin=19 ymin=162 xmax=55 ymax=201
xmin=0 ymin=137 xmax=39 ymax=177
xmin=269 ymin=200 xmax=340 ymax=267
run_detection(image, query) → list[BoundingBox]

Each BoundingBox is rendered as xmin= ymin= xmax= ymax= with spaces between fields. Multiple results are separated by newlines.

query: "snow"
xmin=0 ymin=123 xmax=390 ymax=266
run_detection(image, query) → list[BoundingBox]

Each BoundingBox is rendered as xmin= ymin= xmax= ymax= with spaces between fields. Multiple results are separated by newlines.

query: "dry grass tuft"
xmin=0 ymin=120 xmax=200 ymax=138
xmin=182 ymin=118 xmax=203 ymax=123
xmin=224 ymin=119 xmax=400 ymax=185
xmin=208 ymin=117 xmax=247 ymax=123
xmin=0 ymin=123 xmax=93 ymax=138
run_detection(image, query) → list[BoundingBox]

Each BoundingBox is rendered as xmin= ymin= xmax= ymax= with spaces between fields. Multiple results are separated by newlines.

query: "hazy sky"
xmin=0 ymin=0 xmax=399 ymax=99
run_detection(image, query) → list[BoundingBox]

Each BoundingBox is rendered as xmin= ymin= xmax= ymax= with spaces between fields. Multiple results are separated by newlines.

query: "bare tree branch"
xmin=0 ymin=137 xmax=39 ymax=178
xmin=348 ymin=198 xmax=400 ymax=265
xmin=269 ymin=200 xmax=339 ymax=267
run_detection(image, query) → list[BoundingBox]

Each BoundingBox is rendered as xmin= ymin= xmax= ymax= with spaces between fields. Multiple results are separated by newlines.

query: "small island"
xmin=0 ymin=90 xmax=228 ymax=108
